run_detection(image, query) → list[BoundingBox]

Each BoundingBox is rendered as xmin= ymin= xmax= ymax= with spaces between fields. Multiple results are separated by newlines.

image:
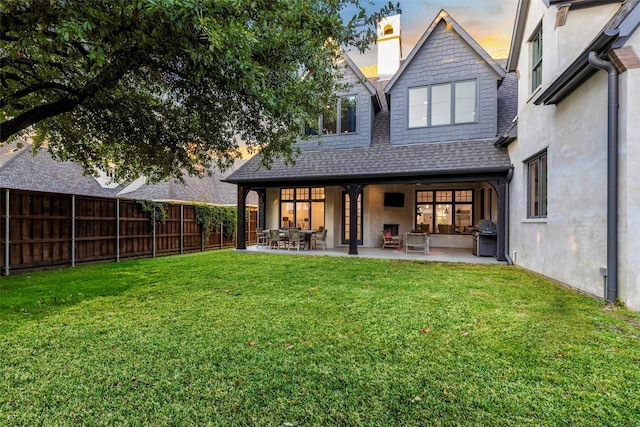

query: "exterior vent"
xmin=555 ymin=5 xmax=570 ymax=29
xmin=610 ymin=47 xmax=640 ymax=72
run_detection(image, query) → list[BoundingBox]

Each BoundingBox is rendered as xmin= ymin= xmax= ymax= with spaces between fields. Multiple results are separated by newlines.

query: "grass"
xmin=1 ymin=250 xmax=639 ymax=426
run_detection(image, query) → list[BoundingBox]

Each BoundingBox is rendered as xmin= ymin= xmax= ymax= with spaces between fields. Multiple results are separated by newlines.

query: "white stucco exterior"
xmin=508 ymin=0 xmax=640 ymax=309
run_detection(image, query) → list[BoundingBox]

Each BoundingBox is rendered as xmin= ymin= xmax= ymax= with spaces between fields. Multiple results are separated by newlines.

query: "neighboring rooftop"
xmin=0 ymin=141 xmax=257 ymax=205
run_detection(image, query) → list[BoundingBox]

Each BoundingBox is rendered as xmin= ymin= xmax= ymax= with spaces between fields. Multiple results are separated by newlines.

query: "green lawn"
xmin=1 ymin=251 xmax=639 ymax=426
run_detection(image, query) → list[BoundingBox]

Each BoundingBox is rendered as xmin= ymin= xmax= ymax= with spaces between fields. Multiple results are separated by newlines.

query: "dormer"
xmin=296 ymin=55 xmax=381 ymax=152
xmin=384 ymin=10 xmax=506 ymax=145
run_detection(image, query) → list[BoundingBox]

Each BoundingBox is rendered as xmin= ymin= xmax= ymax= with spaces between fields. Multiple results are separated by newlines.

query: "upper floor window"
xmin=531 ymin=24 xmax=543 ymax=92
xmin=321 ymin=95 xmax=358 ymax=135
xmin=527 ymin=150 xmax=548 ymax=218
xmin=408 ymin=79 xmax=477 ymax=128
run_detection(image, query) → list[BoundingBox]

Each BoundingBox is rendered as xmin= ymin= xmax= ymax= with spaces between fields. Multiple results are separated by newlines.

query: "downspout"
xmin=588 ymin=51 xmax=618 ymax=303
xmin=504 ymin=167 xmax=514 ymax=265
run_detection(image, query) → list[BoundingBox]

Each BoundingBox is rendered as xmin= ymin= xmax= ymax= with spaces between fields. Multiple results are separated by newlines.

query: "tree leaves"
xmin=1 ymin=0 xmax=400 ymax=182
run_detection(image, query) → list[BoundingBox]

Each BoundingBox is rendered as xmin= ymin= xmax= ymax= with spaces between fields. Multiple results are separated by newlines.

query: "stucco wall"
xmin=509 ymin=72 xmax=609 ymax=300
xmin=388 ymin=21 xmax=499 ymax=145
xmin=618 ymin=33 xmax=640 ymax=310
xmin=509 ymin=1 xmax=640 ymax=310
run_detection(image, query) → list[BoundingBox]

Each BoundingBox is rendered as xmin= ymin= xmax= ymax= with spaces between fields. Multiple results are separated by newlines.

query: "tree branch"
xmin=0 ymin=82 xmax=82 ymax=108
xmin=0 ymin=96 xmax=84 ymax=142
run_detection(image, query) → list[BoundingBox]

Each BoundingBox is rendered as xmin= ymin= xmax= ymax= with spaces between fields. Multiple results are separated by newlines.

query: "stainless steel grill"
xmin=473 ymin=220 xmax=497 ymax=257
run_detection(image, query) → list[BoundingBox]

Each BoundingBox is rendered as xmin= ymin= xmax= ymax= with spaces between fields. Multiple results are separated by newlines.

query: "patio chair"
xmin=269 ymin=229 xmax=287 ymax=249
xmin=256 ymin=228 xmax=269 ymax=248
xmin=288 ymin=229 xmax=305 ymax=251
xmin=381 ymin=230 xmax=402 ymax=249
xmin=405 ymin=232 xmax=429 ymax=254
xmin=312 ymin=229 xmax=328 ymax=251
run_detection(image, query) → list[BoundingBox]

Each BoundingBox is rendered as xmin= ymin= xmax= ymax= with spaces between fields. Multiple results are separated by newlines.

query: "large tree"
xmin=1 ymin=0 xmax=398 ymax=182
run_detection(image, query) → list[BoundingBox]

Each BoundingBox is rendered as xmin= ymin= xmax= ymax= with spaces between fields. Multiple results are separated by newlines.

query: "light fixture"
xmin=444 ymin=208 xmax=449 ymax=214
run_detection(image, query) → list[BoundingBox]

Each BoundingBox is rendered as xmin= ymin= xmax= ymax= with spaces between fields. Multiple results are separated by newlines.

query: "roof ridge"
xmin=0 ymin=142 xmax=32 ymax=172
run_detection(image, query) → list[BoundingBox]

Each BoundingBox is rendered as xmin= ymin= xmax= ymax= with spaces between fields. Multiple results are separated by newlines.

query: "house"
xmin=227 ymin=10 xmax=517 ymax=260
xmin=504 ymin=0 xmax=640 ymax=309
xmin=0 ymin=138 xmax=257 ymax=207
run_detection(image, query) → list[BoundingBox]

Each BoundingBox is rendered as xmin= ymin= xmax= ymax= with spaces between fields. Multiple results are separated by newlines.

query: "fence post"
xmin=152 ymin=208 xmax=156 ymax=258
xmin=4 ymin=189 xmax=9 ymax=276
xmin=180 ymin=204 xmax=184 ymax=254
xmin=220 ymin=223 xmax=223 ymax=249
xmin=71 ymin=195 xmax=76 ymax=267
xmin=201 ymin=223 xmax=205 ymax=252
xmin=116 ymin=198 xmax=120 ymax=262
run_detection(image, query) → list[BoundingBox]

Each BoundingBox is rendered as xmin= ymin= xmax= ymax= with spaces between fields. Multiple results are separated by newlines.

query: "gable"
xmin=385 ymin=17 xmax=505 ymax=145
xmin=295 ymin=55 xmax=379 ymax=152
xmin=386 ymin=10 xmax=505 ymax=94
xmin=389 ymin=20 xmax=501 ymax=91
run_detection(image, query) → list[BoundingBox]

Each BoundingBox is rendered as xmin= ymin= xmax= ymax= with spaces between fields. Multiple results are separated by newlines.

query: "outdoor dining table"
xmin=300 ymin=229 xmax=321 ymax=250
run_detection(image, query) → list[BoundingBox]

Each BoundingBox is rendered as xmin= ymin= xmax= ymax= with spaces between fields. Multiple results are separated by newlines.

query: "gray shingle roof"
xmin=497 ymin=72 xmax=518 ymax=136
xmin=0 ymin=142 xmax=119 ymax=197
xmin=122 ymin=160 xmax=258 ymax=205
xmin=226 ymin=139 xmax=511 ymax=184
xmin=227 ymin=69 xmax=516 ymax=185
xmin=0 ymin=142 xmax=258 ymax=205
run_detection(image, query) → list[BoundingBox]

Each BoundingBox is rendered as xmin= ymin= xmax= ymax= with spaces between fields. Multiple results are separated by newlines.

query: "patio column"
xmin=488 ymin=179 xmax=507 ymax=262
xmin=256 ymin=188 xmax=267 ymax=230
xmin=236 ymin=185 xmax=250 ymax=250
xmin=346 ymin=183 xmax=365 ymax=255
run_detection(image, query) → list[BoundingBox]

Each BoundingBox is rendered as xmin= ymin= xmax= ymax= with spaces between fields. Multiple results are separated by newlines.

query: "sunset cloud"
xmin=346 ymin=0 xmax=518 ymax=67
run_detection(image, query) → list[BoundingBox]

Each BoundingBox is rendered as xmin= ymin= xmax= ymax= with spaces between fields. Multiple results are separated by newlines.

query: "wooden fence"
xmin=0 ymin=189 xmax=257 ymax=274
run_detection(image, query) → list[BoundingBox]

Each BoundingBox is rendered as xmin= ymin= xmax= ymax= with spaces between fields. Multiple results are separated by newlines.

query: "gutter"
xmin=587 ymin=51 xmax=618 ymax=304
xmin=535 ymin=30 xmax=618 ymax=105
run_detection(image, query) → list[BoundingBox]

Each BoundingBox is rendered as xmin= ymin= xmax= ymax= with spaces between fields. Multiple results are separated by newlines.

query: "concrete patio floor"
xmin=240 ymin=245 xmax=506 ymax=264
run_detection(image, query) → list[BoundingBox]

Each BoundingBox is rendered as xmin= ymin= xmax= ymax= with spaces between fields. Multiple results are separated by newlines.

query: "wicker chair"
xmin=269 ymin=229 xmax=287 ymax=249
xmin=288 ymin=229 xmax=305 ymax=251
xmin=312 ymin=229 xmax=328 ymax=251
xmin=381 ymin=231 xmax=402 ymax=249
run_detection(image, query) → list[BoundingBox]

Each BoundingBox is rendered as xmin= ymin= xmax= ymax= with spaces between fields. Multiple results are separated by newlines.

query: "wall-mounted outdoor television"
xmin=384 ymin=192 xmax=405 ymax=207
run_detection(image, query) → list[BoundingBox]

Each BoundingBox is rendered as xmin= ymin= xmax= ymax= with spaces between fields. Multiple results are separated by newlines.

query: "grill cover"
xmin=477 ymin=220 xmax=497 ymax=234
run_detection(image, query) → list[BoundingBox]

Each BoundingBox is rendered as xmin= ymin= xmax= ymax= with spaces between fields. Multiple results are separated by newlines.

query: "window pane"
xmin=323 ymin=102 xmax=337 ymax=134
xmin=311 ymin=201 xmax=325 ymax=230
xmin=409 ymin=87 xmax=428 ymax=128
xmin=296 ymin=202 xmax=310 ymax=229
xmin=528 ymin=159 xmax=540 ymax=217
xmin=416 ymin=190 xmax=433 ymax=203
xmin=435 ymin=191 xmax=452 ymax=203
xmin=416 ymin=203 xmax=433 ymax=232
xmin=340 ymin=96 xmax=357 ymax=133
xmin=455 ymin=81 xmax=476 ymax=123
xmin=281 ymin=188 xmax=294 ymax=200
xmin=436 ymin=204 xmax=452 ymax=233
xmin=455 ymin=190 xmax=472 ymax=202
xmin=532 ymin=26 xmax=543 ymax=91
xmin=311 ymin=187 xmax=325 ymax=200
xmin=431 ymin=84 xmax=451 ymax=126
xmin=344 ymin=193 xmax=362 ymax=241
xmin=455 ymin=204 xmax=472 ymax=227
xmin=541 ymin=154 xmax=548 ymax=217
xmin=296 ymin=188 xmax=309 ymax=200
xmin=281 ymin=202 xmax=294 ymax=228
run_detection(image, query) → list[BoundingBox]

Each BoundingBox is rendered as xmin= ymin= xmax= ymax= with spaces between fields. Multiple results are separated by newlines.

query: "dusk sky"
xmin=344 ymin=0 xmax=519 ymax=68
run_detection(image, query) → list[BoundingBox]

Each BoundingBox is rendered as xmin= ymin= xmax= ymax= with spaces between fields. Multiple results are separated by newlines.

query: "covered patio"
xmin=239 ymin=244 xmax=506 ymax=264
